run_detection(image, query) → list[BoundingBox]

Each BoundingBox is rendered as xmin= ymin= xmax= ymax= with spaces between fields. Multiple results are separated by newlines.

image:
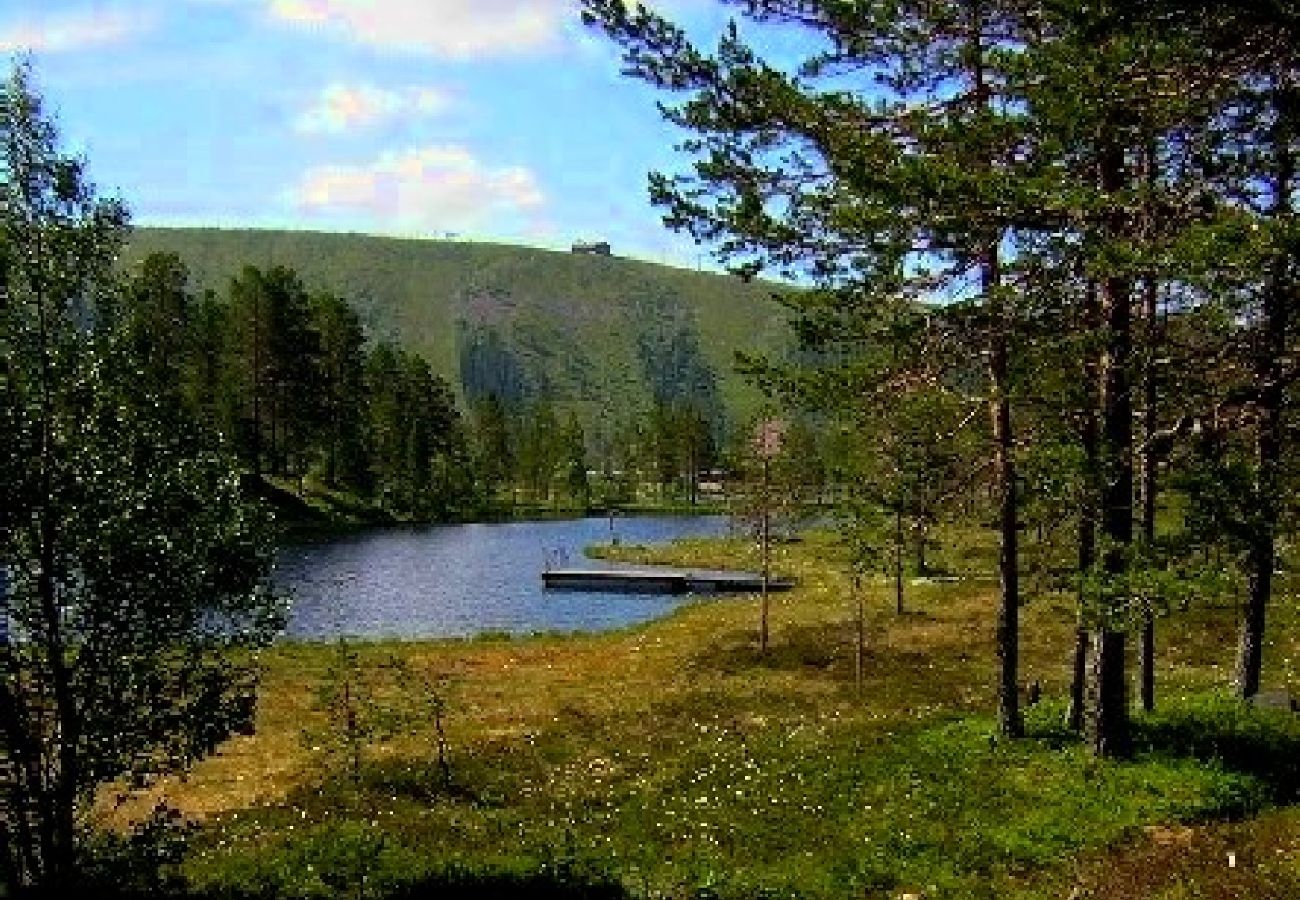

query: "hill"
xmin=122 ymin=228 xmax=792 ymax=432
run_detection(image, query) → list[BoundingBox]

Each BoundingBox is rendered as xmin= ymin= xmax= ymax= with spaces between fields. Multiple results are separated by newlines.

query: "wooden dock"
xmin=542 ymin=566 xmax=795 ymax=595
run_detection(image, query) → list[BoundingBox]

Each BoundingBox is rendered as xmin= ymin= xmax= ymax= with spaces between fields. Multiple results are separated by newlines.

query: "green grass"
xmin=179 ymin=696 xmax=1298 ymax=899
xmin=104 ymin=530 xmax=1300 ymax=899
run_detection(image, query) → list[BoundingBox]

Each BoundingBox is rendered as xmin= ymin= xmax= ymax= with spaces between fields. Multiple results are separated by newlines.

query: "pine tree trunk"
xmin=1066 ymin=514 xmax=1094 ymax=732
xmin=1139 ymin=272 xmax=1158 ymax=713
xmin=987 ymin=248 xmax=1022 ymax=740
xmin=251 ymin=291 xmax=263 ymax=475
xmin=270 ymin=388 xmax=280 ymax=477
xmin=760 ymin=457 xmax=771 ymax=655
xmin=1068 ymin=281 xmax=1101 ymax=732
xmin=1085 ymin=629 xmax=1129 ymax=757
xmin=689 ymin=443 xmax=699 ymax=506
xmin=1234 ymin=275 xmax=1285 ymax=700
xmin=853 ymin=573 xmax=865 ymax=690
xmin=1082 ymin=125 xmax=1136 ymax=758
xmin=1066 ymin=623 xmax=1089 ymax=732
xmin=894 ymin=507 xmax=905 ymax=616
xmin=1091 ymin=263 xmax=1134 ymax=757
xmin=966 ymin=2 xmax=1021 ymax=741
xmin=1235 ymin=79 xmax=1292 ymax=699
xmin=327 ymin=363 xmax=339 ymax=486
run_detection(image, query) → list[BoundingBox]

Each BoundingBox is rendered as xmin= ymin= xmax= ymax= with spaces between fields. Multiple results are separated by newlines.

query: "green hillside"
xmin=123 ymin=228 xmax=791 ymax=429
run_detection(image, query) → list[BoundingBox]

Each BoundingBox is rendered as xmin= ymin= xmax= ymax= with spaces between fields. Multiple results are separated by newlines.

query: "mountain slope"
xmin=123 ymin=228 xmax=791 ymax=429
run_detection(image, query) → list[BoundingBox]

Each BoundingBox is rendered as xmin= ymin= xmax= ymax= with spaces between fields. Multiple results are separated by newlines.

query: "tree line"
xmin=121 ymin=252 xmax=744 ymax=517
xmin=121 ymin=253 xmax=474 ymax=519
xmin=585 ymin=0 xmax=1298 ymax=756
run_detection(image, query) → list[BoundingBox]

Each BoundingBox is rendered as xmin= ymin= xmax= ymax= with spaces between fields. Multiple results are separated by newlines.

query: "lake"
xmin=275 ymin=514 xmax=732 ymax=640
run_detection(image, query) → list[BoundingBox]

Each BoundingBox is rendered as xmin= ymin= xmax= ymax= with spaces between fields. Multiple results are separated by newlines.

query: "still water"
xmin=275 ymin=515 xmax=730 ymax=640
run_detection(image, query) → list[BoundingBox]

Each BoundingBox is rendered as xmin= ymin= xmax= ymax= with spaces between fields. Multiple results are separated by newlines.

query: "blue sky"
xmin=0 ymin=0 xmax=768 ymax=267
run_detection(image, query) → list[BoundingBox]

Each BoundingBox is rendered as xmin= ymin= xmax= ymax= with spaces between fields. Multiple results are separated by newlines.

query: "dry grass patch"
xmin=94 ymin=530 xmax=1300 ymax=899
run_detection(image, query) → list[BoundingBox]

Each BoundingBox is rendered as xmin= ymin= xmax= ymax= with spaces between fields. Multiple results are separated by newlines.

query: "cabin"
xmin=571 ymin=240 xmax=612 ymax=256
xmin=697 ymin=469 xmax=728 ymax=495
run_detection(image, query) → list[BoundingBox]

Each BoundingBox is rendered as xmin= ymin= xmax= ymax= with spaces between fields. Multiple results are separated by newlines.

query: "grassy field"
xmin=118 ymin=531 xmax=1300 ymax=899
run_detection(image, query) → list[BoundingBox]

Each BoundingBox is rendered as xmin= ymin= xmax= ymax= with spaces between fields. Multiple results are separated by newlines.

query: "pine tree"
xmin=471 ymin=394 xmax=514 ymax=510
xmin=122 ymin=251 xmax=193 ymax=421
xmin=312 ymin=291 xmax=369 ymax=492
xmin=584 ymin=0 xmax=1039 ymax=738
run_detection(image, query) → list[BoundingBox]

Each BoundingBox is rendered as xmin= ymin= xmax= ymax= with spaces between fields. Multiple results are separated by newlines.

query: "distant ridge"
xmin=123 ymin=227 xmax=791 ymax=431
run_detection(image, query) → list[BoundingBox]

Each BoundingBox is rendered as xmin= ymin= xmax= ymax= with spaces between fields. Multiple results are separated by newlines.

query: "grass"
xmin=106 ymin=529 xmax=1300 ymax=899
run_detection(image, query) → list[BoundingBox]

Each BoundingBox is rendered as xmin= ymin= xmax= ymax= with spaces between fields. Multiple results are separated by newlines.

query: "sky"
xmin=0 ymin=0 xmax=769 ymax=268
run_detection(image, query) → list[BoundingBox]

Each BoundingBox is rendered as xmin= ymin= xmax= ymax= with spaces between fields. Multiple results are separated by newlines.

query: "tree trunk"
xmin=1068 ymin=281 xmax=1101 ymax=732
xmin=1085 ymin=629 xmax=1128 ymax=757
xmin=1090 ymin=137 xmax=1135 ymax=757
xmin=1 ymin=664 xmax=46 ymax=892
xmin=853 ymin=573 xmax=865 ymax=690
xmin=967 ymin=2 xmax=1021 ymax=741
xmin=0 ymin=817 xmax=19 ymax=896
xmin=251 ymin=289 xmax=263 ymax=475
xmin=1235 ymin=286 xmax=1287 ymax=698
xmin=760 ymin=456 xmax=771 ymax=655
xmin=987 ymin=248 xmax=1022 ymax=740
xmin=1138 ymin=271 xmax=1158 ymax=713
xmin=894 ymin=507 xmax=905 ymax=615
xmin=1066 ymin=515 xmax=1094 ymax=732
xmin=1235 ymin=79 xmax=1293 ymax=699
xmin=270 ymin=387 xmax=280 ymax=477
xmin=29 ymin=252 xmax=82 ymax=889
xmin=1066 ymin=622 xmax=1090 ymax=732
xmin=1138 ymin=611 xmax=1155 ymax=712
xmin=327 ymin=363 xmax=339 ymax=486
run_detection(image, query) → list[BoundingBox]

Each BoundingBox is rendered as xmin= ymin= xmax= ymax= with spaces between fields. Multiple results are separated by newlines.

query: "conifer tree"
xmin=1020 ymin=0 xmax=1258 ymax=751
xmin=584 ymin=0 xmax=1038 ymax=737
xmin=312 ymin=291 xmax=369 ymax=492
xmin=123 ymin=251 xmax=193 ymax=420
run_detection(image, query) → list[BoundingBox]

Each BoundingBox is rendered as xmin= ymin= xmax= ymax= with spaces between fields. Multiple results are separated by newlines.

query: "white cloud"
xmin=266 ymin=0 xmax=565 ymax=59
xmin=294 ymin=82 xmax=452 ymax=134
xmin=0 ymin=7 xmax=156 ymax=54
xmin=291 ymin=145 xmax=546 ymax=232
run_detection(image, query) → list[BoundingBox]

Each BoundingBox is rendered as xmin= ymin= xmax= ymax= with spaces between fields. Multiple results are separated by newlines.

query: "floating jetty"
xmin=542 ymin=566 xmax=795 ymax=595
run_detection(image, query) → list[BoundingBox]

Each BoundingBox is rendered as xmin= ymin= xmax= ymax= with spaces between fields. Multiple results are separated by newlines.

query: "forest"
xmin=582 ymin=0 xmax=1299 ymax=754
xmin=115 ymin=250 xmax=743 ymax=521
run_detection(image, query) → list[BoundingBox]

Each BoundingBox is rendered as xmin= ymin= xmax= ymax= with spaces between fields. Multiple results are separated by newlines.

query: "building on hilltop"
xmin=571 ymin=240 xmax=612 ymax=256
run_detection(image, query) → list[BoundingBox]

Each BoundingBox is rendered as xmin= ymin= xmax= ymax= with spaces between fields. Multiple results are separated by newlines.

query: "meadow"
xmin=118 ymin=531 xmax=1300 ymax=899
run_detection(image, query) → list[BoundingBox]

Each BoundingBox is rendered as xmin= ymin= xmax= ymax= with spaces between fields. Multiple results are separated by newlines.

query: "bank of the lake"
xmin=255 ymin=472 xmax=736 ymax=542
xmin=274 ymin=514 xmax=734 ymax=640
xmin=131 ymin=530 xmax=1299 ymax=900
